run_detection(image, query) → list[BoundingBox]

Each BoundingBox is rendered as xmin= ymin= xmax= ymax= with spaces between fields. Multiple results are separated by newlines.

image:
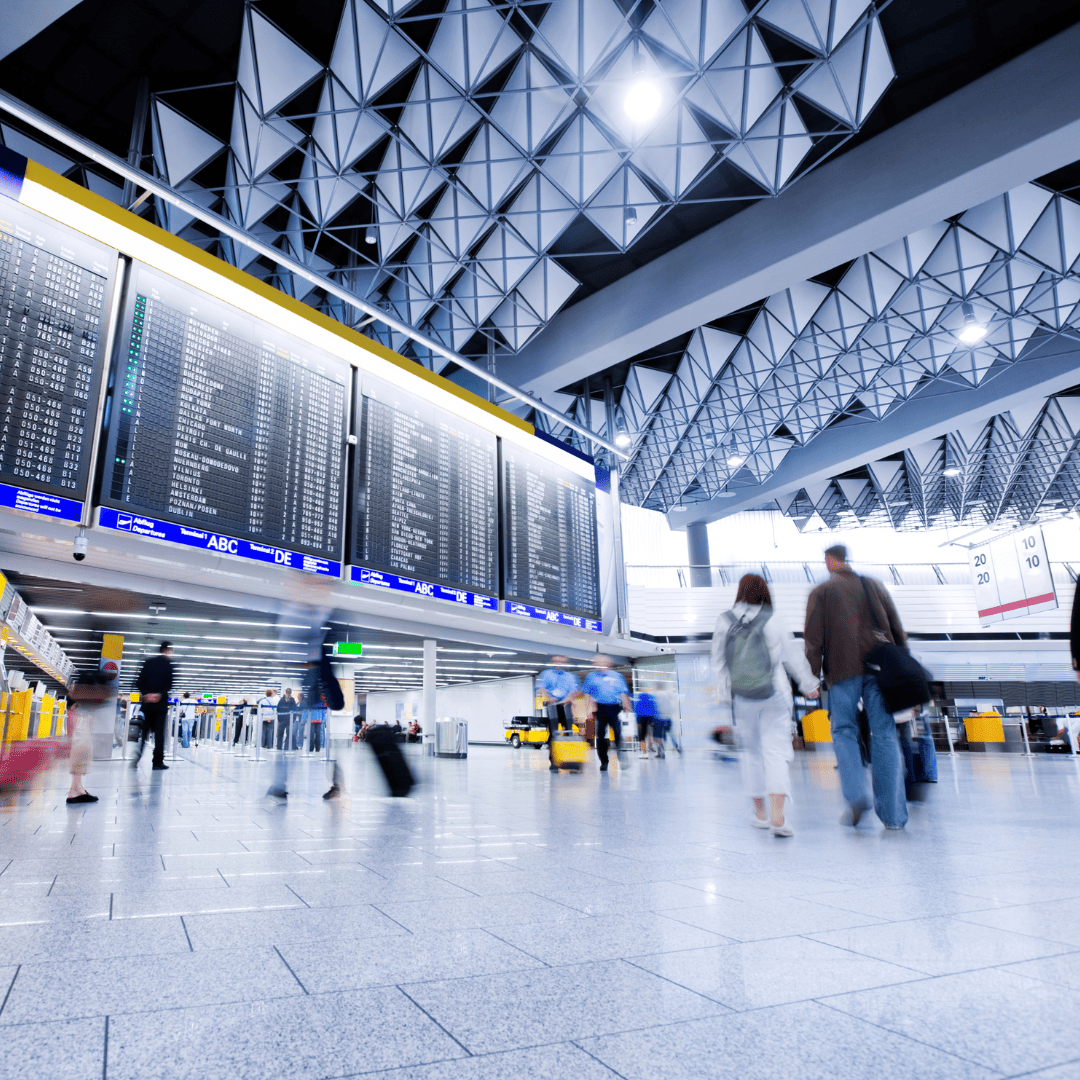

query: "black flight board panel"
xmin=352 ymin=373 xmax=497 ymax=595
xmin=0 ymin=199 xmax=113 ymax=498
xmin=103 ymin=264 xmax=349 ymax=559
xmin=502 ymin=440 xmax=600 ymax=619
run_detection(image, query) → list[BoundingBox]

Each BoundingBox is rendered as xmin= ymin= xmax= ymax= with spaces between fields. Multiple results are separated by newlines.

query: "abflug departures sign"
xmin=98 ymin=263 xmax=349 ymax=573
xmin=349 ymin=371 xmax=499 ymax=608
xmin=0 ymin=199 xmax=116 ymax=521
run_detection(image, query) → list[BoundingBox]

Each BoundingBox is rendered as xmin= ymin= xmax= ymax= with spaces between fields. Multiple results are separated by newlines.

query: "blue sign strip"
xmin=506 ymin=601 xmax=602 ymax=633
xmin=0 ymin=483 xmax=83 ymax=522
xmin=350 ymin=566 xmax=497 ymax=610
xmin=98 ymin=507 xmax=341 ymax=577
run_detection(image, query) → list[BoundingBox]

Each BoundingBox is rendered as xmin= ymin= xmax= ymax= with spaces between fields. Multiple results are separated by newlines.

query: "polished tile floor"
xmin=2 ymin=741 xmax=1080 ymax=1079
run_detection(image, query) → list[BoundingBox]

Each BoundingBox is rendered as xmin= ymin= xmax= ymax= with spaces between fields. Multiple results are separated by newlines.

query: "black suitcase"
xmin=366 ymin=725 xmax=415 ymax=797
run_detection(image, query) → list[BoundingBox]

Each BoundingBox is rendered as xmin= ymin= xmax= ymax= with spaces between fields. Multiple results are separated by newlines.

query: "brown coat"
xmin=804 ymin=570 xmax=907 ymax=686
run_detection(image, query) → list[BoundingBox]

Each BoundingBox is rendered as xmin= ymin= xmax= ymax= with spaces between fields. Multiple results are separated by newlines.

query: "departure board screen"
xmin=102 ymin=264 xmax=349 ymax=560
xmin=352 ymin=373 xmax=498 ymax=597
xmin=0 ymin=200 xmax=114 ymax=502
xmin=502 ymin=440 xmax=600 ymax=621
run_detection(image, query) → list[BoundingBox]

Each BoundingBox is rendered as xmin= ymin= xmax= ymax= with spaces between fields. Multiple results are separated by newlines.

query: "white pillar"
xmin=423 ymin=639 xmax=437 ymax=734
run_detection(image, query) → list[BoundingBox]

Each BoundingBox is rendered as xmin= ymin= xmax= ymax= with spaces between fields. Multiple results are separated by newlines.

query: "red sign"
xmin=101 ymin=660 xmax=119 ymax=681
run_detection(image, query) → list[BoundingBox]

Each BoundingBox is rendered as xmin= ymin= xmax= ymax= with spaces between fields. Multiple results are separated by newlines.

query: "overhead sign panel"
xmin=101 ymin=264 xmax=349 ymax=562
xmin=350 ymin=372 xmax=498 ymax=602
xmin=501 ymin=439 xmax=600 ymax=624
xmin=0 ymin=198 xmax=114 ymax=516
xmin=969 ymin=525 xmax=1057 ymax=625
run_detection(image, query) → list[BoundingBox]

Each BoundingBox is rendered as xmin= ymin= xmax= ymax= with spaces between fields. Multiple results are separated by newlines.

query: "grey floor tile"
xmin=111 ymin=883 xmax=307 ymax=919
xmin=50 ymin=871 xmax=229 ymax=896
xmin=822 ymin=966 xmax=1080 ymax=1075
xmin=1002 ymin=951 xmax=1080 ymax=991
xmin=279 ymin=927 xmax=543 ymax=993
xmin=0 ymin=915 xmax=190 ymax=964
xmin=363 ymin=1043 xmax=619 ymax=1080
xmin=182 ymin=903 xmax=407 ymax=950
xmin=0 ymin=1016 xmax=105 ymax=1080
xmin=284 ymin=874 xmax=473 ymax=907
xmin=1007 ymin=1062 xmax=1080 ymax=1079
xmin=490 ymin=913 xmax=730 ymax=966
xmin=577 ymin=999 xmax=999 ymax=1080
xmin=105 ymin=985 xmax=467 ymax=1080
xmin=951 ymin=874 xmax=1080 ymax=907
xmin=672 ymin=871 xmax=848 ymax=902
xmin=810 ymin=916 xmax=1069 ymax=976
xmin=660 ymin=895 xmax=884 ymax=942
xmin=955 ymin=899 xmax=1080 ymax=947
xmin=806 ymin=884 xmax=1003 ymax=921
xmin=529 ymin=879 xmax=722 ymax=914
xmin=383 ymin=892 xmax=584 ymax=934
xmin=160 ymin=851 xmax=314 ymax=873
xmin=628 ymin=936 xmax=923 ymax=1010
xmin=0 ymin=947 xmax=302 ymax=1024
xmin=0 ymin=894 xmax=111 ymax=925
xmin=400 ymin=959 xmax=727 ymax=1054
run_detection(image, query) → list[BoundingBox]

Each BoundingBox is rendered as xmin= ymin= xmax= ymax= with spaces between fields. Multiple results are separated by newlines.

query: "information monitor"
xmin=501 ymin=439 xmax=600 ymax=623
xmin=0 ymin=199 xmax=115 ymax=516
xmin=101 ymin=263 xmax=349 ymax=561
xmin=351 ymin=372 xmax=498 ymax=600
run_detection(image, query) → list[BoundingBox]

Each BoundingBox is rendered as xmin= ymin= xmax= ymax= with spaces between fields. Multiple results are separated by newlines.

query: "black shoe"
xmin=66 ymin=792 xmax=98 ymax=804
xmin=599 ymin=764 xmax=608 ymax=771
xmin=322 ymin=786 xmax=340 ymax=800
xmin=267 ymin=789 xmax=287 ymax=799
xmin=549 ymin=765 xmax=559 ymax=772
xmin=152 ymin=764 xmax=169 ymax=770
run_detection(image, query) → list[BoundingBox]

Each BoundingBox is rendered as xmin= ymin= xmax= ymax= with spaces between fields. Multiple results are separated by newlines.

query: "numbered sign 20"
xmin=968 ymin=526 xmax=1057 ymax=625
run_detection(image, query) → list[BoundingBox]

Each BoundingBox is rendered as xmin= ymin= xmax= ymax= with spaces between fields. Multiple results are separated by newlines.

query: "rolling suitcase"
xmin=550 ymin=729 xmax=588 ymax=770
xmin=901 ymin=715 xmax=937 ymax=800
xmin=366 ymin=725 xmax=415 ymax=797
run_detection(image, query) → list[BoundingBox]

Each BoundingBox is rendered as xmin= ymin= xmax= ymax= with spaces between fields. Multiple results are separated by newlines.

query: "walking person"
xmin=712 ymin=574 xmax=819 ymax=837
xmin=804 ymin=545 xmax=909 ymax=830
xmin=257 ymin=688 xmax=278 ymax=749
xmin=537 ymin=655 xmax=580 ymax=772
xmin=133 ymin=642 xmax=174 ymax=772
xmin=582 ymin=655 xmax=632 ymax=772
xmin=178 ymin=693 xmax=196 ymax=748
xmin=635 ymin=686 xmax=659 ymax=757
xmin=653 ymin=683 xmax=681 ymax=753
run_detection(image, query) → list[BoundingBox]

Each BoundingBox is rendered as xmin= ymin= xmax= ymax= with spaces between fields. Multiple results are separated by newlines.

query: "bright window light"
xmin=958 ymin=301 xmax=988 ymax=345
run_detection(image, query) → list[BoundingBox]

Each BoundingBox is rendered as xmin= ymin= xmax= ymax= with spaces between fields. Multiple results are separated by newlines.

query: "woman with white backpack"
xmin=711 ymin=574 xmax=819 ymax=837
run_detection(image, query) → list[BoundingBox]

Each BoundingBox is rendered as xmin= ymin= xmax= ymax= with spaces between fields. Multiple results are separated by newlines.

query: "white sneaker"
xmin=752 ymin=816 xmax=770 ymax=829
xmin=771 ymin=822 xmax=794 ymax=837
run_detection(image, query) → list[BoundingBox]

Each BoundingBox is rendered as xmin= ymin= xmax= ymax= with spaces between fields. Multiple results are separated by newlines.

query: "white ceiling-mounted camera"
xmin=73 ymin=532 xmax=88 ymax=562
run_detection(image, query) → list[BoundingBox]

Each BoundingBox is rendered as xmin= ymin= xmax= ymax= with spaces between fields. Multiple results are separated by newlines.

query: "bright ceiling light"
xmin=625 ymin=50 xmax=661 ymax=123
xmin=957 ymin=301 xmax=988 ymax=345
xmin=943 ymin=466 xmax=962 ymax=478
xmin=614 ymin=415 xmax=633 ymax=449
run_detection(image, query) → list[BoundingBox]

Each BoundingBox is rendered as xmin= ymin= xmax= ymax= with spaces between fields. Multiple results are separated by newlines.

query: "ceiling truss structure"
xmin=601 ymin=175 xmax=1080 ymax=513
xmin=85 ymin=0 xmax=894 ymax=375
xmin=774 ymin=391 xmax=1080 ymax=534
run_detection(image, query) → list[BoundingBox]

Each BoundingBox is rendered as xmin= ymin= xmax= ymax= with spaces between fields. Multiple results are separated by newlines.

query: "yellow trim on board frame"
xmin=21 ymin=158 xmax=533 ymax=436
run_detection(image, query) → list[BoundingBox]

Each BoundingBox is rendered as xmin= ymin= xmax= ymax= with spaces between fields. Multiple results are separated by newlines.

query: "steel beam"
xmin=501 ymin=22 xmax=1080 ymax=397
xmin=667 ymin=335 xmax=1080 ymax=528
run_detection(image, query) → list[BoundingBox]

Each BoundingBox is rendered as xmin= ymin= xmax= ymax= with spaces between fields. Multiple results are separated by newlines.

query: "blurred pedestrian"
xmin=133 ymin=642 xmax=174 ymax=771
xmin=713 ymin=574 xmax=818 ymax=837
xmin=582 ymin=656 xmax=631 ymax=772
xmin=804 ymin=545 xmax=908 ymax=830
xmin=634 ymin=686 xmax=659 ymax=757
xmin=537 ymin=655 xmax=580 ymax=772
xmin=66 ymin=675 xmax=110 ymax=804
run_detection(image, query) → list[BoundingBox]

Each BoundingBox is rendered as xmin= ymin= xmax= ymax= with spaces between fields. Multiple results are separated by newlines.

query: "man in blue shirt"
xmin=537 ymin=655 xmax=580 ymax=772
xmin=582 ymin=655 xmax=632 ymax=772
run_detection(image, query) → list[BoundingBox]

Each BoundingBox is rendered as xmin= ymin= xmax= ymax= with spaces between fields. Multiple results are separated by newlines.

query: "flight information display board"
xmin=501 ymin=440 xmax=600 ymax=624
xmin=101 ymin=264 xmax=349 ymax=561
xmin=351 ymin=372 xmax=498 ymax=603
xmin=0 ymin=199 xmax=114 ymax=518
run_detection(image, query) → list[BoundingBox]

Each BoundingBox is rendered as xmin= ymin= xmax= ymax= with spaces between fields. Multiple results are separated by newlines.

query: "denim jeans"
xmin=827 ymin=674 xmax=907 ymax=829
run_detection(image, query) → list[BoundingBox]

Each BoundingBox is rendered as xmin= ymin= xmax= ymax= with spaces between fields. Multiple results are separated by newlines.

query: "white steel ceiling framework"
xmin=139 ymin=0 xmax=895 ymax=368
xmin=600 ymin=179 xmax=1080 ymax=517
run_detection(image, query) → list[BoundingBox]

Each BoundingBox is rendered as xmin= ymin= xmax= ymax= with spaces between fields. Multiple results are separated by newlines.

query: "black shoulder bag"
xmin=859 ymin=576 xmax=931 ymax=714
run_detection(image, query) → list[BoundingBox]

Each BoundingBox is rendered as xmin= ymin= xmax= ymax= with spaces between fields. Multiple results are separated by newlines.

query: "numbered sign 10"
xmin=968 ymin=526 xmax=1057 ymax=625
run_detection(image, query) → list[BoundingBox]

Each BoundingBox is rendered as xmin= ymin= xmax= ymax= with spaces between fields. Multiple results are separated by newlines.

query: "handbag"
xmin=858 ymin=577 xmax=931 ymax=713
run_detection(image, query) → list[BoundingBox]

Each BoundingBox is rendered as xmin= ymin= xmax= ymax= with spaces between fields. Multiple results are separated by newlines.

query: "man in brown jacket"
xmin=804 ymin=545 xmax=908 ymax=830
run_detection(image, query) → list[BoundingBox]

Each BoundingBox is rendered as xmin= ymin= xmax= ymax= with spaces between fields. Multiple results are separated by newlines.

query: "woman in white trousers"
xmin=711 ymin=574 xmax=819 ymax=837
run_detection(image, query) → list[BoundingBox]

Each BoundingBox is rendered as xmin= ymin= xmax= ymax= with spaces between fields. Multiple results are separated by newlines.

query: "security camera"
xmin=73 ymin=534 xmax=88 ymax=561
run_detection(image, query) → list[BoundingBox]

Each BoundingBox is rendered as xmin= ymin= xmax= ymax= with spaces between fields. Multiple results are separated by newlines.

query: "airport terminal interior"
xmin=2 ymin=1 xmax=1080 ymax=1077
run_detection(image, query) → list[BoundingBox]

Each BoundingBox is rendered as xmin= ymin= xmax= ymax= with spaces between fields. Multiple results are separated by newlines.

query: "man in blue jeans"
xmin=804 ymin=545 xmax=908 ymax=830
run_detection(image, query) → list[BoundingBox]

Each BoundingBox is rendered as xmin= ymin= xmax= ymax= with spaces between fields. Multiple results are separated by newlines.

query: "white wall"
xmin=365 ymin=676 xmax=536 ymax=744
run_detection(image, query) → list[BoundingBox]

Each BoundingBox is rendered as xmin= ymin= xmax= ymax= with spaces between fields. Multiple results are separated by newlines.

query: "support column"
xmin=422 ymin=639 xmax=436 ymax=736
xmin=687 ymin=522 xmax=712 ymax=588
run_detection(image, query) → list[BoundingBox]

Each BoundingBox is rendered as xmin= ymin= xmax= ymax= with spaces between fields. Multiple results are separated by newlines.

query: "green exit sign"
xmin=333 ymin=642 xmax=364 ymax=656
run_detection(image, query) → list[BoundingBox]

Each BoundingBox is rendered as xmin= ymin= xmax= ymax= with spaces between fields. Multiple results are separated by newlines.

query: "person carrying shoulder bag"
xmin=803 ymin=545 xmax=909 ymax=831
